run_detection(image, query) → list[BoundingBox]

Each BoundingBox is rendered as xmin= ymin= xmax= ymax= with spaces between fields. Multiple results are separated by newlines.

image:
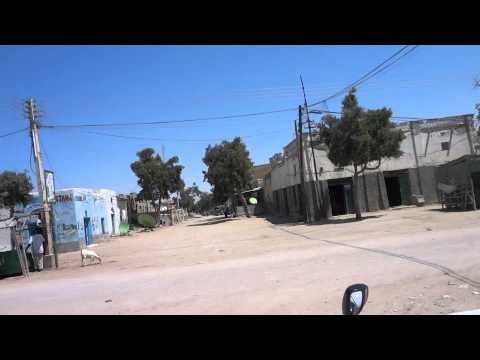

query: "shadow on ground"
xmin=310 ymin=214 xmax=383 ymax=225
xmin=427 ymin=208 xmax=473 ymax=213
xmin=262 ymin=214 xmax=383 ymax=226
xmin=187 ymin=217 xmax=240 ymax=227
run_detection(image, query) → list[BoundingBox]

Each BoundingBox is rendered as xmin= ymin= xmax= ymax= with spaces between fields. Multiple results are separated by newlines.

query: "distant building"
xmin=22 ymin=188 xmax=121 ymax=253
xmin=251 ymin=164 xmax=272 ymax=187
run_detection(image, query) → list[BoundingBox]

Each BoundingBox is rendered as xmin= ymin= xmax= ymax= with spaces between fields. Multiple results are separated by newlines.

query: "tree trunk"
xmin=238 ymin=191 xmax=251 ymax=218
xmin=353 ymin=166 xmax=362 ymax=221
xmin=230 ymin=195 xmax=238 ymax=217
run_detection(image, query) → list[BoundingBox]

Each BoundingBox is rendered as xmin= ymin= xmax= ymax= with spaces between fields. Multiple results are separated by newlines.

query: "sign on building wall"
xmin=44 ymin=170 xmax=56 ymax=203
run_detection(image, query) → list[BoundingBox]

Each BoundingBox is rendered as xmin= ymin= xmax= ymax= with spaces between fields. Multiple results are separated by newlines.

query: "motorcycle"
xmin=342 ymin=283 xmax=369 ymax=315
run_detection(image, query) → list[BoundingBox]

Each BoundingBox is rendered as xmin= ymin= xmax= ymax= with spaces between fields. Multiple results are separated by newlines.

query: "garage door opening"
xmin=328 ymin=179 xmax=354 ymax=216
xmin=384 ymin=173 xmax=411 ymax=207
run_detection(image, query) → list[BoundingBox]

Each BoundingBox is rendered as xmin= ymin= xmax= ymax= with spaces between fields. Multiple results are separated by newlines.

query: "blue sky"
xmin=1 ymin=45 xmax=479 ymax=193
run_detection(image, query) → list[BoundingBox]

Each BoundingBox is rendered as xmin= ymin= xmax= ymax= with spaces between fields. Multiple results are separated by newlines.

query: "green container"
xmin=0 ymin=250 xmax=35 ymax=277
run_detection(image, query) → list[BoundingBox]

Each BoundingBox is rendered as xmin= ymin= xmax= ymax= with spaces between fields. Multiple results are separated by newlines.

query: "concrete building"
xmin=22 ymin=188 xmax=121 ymax=252
xmin=251 ymin=164 xmax=272 ymax=187
xmin=265 ymin=114 xmax=477 ymax=220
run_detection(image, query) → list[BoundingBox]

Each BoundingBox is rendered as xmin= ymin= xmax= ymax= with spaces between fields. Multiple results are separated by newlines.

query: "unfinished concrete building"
xmin=264 ymin=114 xmax=477 ymax=220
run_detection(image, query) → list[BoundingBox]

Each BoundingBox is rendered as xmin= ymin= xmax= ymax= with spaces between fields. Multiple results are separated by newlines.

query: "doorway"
xmin=471 ymin=172 xmax=480 ymax=209
xmin=83 ymin=217 xmax=93 ymax=246
xmin=385 ymin=177 xmax=402 ymax=207
xmin=283 ymin=188 xmax=289 ymax=216
xmin=384 ymin=173 xmax=411 ymax=207
xmin=101 ymin=218 xmax=106 ymax=234
xmin=329 ymin=184 xmax=346 ymax=216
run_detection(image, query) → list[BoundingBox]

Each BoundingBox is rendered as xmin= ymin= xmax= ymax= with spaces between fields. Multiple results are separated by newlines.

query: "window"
xmin=441 ymin=142 xmax=450 ymax=151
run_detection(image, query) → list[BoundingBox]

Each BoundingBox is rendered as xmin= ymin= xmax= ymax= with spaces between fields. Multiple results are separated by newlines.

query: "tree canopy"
xmin=0 ymin=171 xmax=33 ymax=216
xmin=203 ymin=137 xmax=254 ymax=217
xmin=179 ymin=183 xmax=202 ymax=212
xmin=130 ymin=148 xmax=184 ymax=211
xmin=202 ymin=137 xmax=254 ymax=203
xmin=318 ymin=88 xmax=404 ymax=220
xmin=194 ymin=192 xmax=215 ymax=214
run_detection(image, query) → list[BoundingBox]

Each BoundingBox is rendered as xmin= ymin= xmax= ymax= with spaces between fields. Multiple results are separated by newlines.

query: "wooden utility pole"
xmin=409 ymin=121 xmax=423 ymax=196
xmin=25 ymin=98 xmax=55 ymax=268
xmin=300 ymin=76 xmax=323 ymax=219
xmin=298 ymin=106 xmax=310 ymax=223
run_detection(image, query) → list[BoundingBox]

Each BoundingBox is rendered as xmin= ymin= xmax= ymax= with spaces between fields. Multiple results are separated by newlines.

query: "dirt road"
xmin=2 ymin=205 xmax=480 ymax=314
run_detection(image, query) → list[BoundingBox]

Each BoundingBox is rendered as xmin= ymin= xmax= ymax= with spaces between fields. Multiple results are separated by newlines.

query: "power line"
xmin=308 ymin=109 xmax=423 ymax=120
xmin=66 ymin=128 xmax=293 ymax=143
xmin=0 ymin=127 xmax=28 ymax=138
xmin=309 ymin=45 xmax=419 ymax=107
xmin=42 ymin=107 xmax=297 ymax=129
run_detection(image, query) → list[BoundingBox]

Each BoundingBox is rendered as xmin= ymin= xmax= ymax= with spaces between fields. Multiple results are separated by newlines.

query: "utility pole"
xmin=300 ymin=76 xmax=323 ymax=219
xmin=409 ymin=121 xmax=423 ymax=196
xmin=295 ymin=119 xmax=305 ymax=221
xmin=25 ymin=98 xmax=55 ymax=269
xmin=298 ymin=105 xmax=310 ymax=223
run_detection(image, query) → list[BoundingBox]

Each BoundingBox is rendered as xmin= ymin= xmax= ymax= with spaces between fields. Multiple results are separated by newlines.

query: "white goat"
xmin=81 ymin=248 xmax=102 ymax=266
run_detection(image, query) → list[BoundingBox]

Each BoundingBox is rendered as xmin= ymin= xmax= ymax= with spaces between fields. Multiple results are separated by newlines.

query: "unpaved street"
xmin=2 ymin=205 xmax=480 ymax=314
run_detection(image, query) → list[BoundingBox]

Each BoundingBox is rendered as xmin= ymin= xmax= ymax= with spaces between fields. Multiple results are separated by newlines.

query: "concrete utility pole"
xmin=25 ymin=98 xmax=55 ymax=268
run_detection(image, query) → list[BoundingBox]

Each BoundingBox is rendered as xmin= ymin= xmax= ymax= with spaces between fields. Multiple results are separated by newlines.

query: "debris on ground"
xmin=105 ymin=299 xmax=112 ymax=303
xmin=472 ymin=291 xmax=480 ymax=295
xmin=459 ymin=284 xmax=469 ymax=289
xmin=217 ymin=249 xmax=225 ymax=252
xmin=448 ymin=281 xmax=458 ymax=286
xmin=442 ymin=295 xmax=450 ymax=299
xmin=408 ymin=296 xmax=416 ymax=300
xmin=426 ymin=227 xmax=432 ymax=231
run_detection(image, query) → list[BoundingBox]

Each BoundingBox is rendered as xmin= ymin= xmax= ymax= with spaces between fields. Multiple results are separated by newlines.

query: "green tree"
xmin=318 ymin=89 xmax=405 ymax=220
xmin=194 ymin=192 xmax=215 ymax=214
xmin=202 ymin=137 xmax=254 ymax=217
xmin=0 ymin=171 xmax=33 ymax=217
xmin=179 ymin=183 xmax=202 ymax=212
xmin=130 ymin=148 xmax=184 ymax=219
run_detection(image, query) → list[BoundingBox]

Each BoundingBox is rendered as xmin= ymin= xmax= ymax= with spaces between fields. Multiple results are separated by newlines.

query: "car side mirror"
xmin=342 ymin=284 xmax=369 ymax=315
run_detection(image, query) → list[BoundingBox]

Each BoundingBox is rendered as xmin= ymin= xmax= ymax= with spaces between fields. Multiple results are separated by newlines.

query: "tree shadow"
xmin=427 ymin=208 xmax=474 ymax=213
xmin=309 ymin=214 xmax=383 ymax=225
xmin=262 ymin=214 xmax=383 ymax=226
xmin=261 ymin=215 xmax=306 ymax=226
xmin=187 ymin=217 xmax=240 ymax=227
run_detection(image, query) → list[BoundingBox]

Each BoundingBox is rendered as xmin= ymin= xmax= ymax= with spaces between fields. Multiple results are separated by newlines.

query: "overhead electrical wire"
xmin=80 ymin=128 xmax=292 ymax=143
xmin=0 ymin=127 xmax=28 ymax=138
xmin=7 ymin=46 xmax=423 ymax=136
xmin=309 ymin=45 xmax=420 ymax=107
xmin=42 ymin=107 xmax=297 ymax=129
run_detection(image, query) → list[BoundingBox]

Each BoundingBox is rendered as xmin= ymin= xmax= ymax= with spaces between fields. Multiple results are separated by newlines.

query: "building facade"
xmin=23 ymin=188 xmax=121 ymax=252
xmin=265 ymin=114 xmax=477 ymax=220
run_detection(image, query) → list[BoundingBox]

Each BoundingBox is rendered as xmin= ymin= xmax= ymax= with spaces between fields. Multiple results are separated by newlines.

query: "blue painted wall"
xmin=25 ymin=188 xmax=120 ymax=246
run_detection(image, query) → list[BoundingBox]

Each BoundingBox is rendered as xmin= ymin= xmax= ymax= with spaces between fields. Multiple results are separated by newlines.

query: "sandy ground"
xmin=2 ymin=204 xmax=480 ymax=314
